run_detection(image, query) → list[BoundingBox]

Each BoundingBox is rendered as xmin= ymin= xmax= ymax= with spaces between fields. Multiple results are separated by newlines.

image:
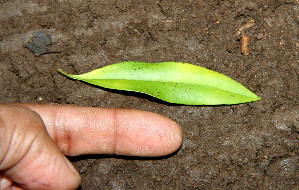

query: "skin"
xmin=0 ymin=103 xmax=183 ymax=190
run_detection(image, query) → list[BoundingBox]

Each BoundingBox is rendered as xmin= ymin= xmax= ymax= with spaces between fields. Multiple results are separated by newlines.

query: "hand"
xmin=0 ymin=104 xmax=182 ymax=190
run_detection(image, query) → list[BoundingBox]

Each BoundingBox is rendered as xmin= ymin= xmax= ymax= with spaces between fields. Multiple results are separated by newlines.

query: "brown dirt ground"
xmin=1 ymin=0 xmax=298 ymax=189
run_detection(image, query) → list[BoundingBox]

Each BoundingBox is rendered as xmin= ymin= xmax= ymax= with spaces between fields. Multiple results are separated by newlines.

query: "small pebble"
xmin=25 ymin=31 xmax=51 ymax=56
xmin=257 ymin=33 xmax=263 ymax=39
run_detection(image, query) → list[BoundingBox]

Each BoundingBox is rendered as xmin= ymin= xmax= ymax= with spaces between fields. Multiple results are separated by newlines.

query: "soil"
xmin=1 ymin=0 xmax=298 ymax=189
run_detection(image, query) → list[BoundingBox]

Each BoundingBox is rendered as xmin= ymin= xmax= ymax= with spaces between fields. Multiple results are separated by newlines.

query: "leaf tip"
xmin=251 ymin=92 xmax=261 ymax=101
xmin=255 ymin=95 xmax=261 ymax=101
xmin=58 ymin=69 xmax=70 ymax=77
xmin=246 ymin=94 xmax=261 ymax=104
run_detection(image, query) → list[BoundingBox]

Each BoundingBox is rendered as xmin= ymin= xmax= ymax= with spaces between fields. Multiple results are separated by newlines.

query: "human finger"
xmin=0 ymin=105 xmax=81 ymax=190
xmin=17 ymin=103 xmax=183 ymax=157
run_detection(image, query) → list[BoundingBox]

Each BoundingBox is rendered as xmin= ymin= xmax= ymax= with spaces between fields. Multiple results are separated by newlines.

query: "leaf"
xmin=58 ymin=61 xmax=260 ymax=105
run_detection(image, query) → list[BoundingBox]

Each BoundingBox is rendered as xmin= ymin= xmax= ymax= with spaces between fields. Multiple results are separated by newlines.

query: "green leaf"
xmin=58 ymin=61 xmax=260 ymax=105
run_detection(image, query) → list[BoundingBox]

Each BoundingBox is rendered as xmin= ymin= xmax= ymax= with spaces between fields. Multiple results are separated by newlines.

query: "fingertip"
xmin=17 ymin=150 xmax=81 ymax=190
xmin=63 ymin=156 xmax=81 ymax=187
xmin=145 ymin=112 xmax=183 ymax=156
xmin=161 ymin=118 xmax=183 ymax=155
xmin=0 ymin=176 xmax=13 ymax=190
xmin=114 ymin=109 xmax=183 ymax=157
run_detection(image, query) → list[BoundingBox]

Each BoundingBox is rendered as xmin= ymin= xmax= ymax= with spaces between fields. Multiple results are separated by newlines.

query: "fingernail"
xmin=0 ymin=177 xmax=12 ymax=190
xmin=63 ymin=156 xmax=80 ymax=176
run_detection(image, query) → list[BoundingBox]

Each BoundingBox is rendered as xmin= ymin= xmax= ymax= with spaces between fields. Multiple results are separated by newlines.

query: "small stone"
xmin=25 ymin=31 xmax=51 ymax=56
xmin=257 ymin=33 xmax=263 ymax=40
